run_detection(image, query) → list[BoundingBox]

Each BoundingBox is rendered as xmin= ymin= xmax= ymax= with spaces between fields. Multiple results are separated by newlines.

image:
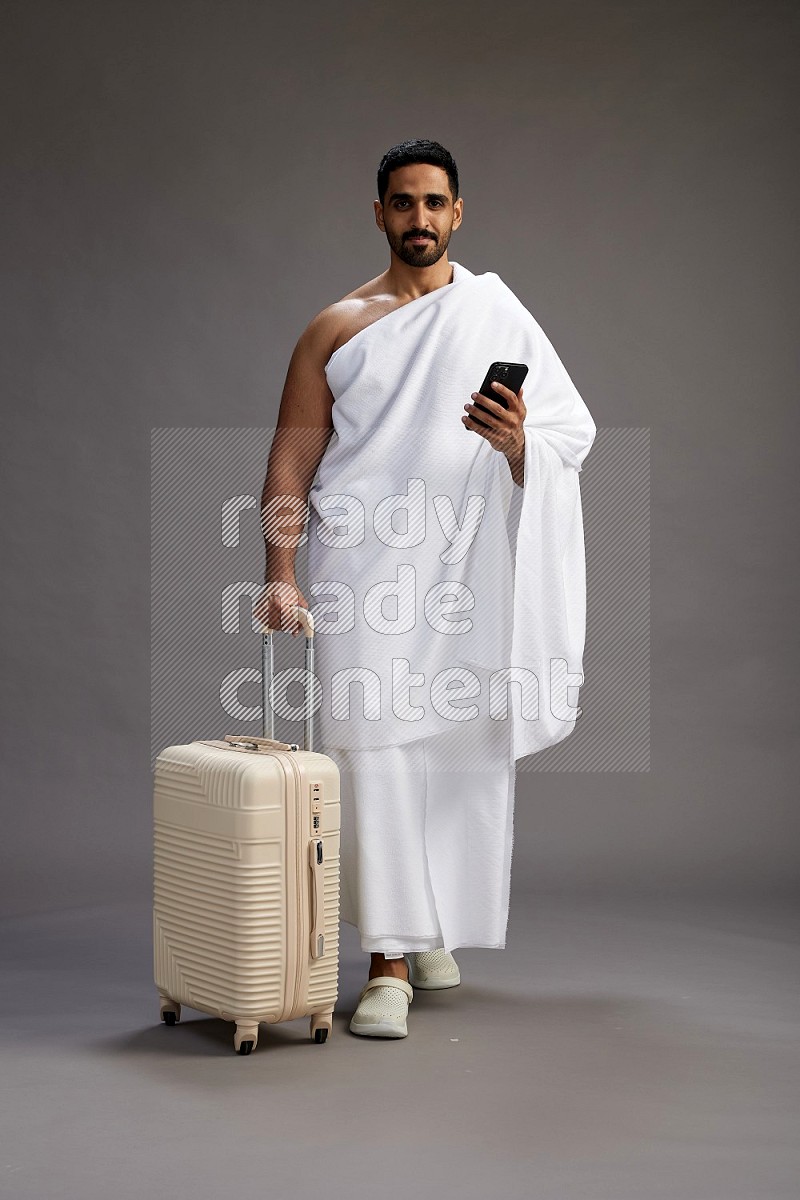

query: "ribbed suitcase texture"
xmin=153 ymin=609 xmax=340 ymax=1054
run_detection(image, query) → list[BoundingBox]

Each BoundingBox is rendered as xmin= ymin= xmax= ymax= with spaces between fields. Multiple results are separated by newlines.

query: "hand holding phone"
xmin=471 ymin=361 xmax=529 ymax=428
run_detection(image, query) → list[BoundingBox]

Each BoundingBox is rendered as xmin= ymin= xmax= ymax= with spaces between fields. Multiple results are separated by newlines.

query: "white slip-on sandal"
xmin=349 ymin=976 xmax=414 ymax=1038
xmin=406 ymin=949 xmax=461 ymax=990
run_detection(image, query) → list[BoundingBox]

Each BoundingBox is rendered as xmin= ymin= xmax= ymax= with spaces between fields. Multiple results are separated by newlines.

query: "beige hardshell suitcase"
xmin=153 ymin=607 xmax=340 ymax=1054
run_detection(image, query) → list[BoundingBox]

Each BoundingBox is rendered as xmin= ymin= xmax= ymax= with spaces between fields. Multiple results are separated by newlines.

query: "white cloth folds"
xmin=306 ymin=260 xmax=596 ymax=762
xmin=327 ymin=691 xmax=515 ymax=955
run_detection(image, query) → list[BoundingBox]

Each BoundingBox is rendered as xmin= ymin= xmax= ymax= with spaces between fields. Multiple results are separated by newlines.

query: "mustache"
xmin=404 ymin=231 xmax=437 ymax=242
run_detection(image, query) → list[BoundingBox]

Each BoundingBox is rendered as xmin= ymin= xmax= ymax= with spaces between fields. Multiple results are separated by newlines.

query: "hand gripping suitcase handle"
xmin=258 ymin=604 xmax=315 ymax=638
xmin=258 ymin=605 xmax=315 ymax=752
xmin=308 ymin=838 xmax=325 ymax=959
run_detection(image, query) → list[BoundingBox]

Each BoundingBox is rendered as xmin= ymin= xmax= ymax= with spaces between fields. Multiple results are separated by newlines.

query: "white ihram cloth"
xmin=305 ymin=261 xmax=596 ymax=953
xmin=326 ymin=664 xmax=515 ymax=955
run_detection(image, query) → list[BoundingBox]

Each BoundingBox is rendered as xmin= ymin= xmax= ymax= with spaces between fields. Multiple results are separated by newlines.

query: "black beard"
xmin=386 ymin=227 xmax=451 ymax=267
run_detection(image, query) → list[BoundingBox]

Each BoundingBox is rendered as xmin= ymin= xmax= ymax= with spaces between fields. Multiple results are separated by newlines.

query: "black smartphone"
xmin=472 ymin=361 xmax=529 ymax=428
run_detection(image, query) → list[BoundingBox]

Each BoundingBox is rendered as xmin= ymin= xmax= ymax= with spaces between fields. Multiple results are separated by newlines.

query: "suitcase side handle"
xmin=308 ymin=838 xmax=325 ymax=959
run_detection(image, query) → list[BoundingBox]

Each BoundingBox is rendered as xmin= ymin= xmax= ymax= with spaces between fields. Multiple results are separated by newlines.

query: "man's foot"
xmin=406 ymin=949 xmax=461 ymax=989
xmin=349 ymin=976 xmax=414 ymax=1038
xmin=368 ymin=952 xmax=409 ymax=982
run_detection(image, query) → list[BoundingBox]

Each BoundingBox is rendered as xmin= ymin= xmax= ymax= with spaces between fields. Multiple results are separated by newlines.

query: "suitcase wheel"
xmin=159 ymin=997 xmax=181 ymax=1025
xmin=234 ymin=1022 xmax=260 ymax=1055
xmin=310 ymin=1011 xmax=333 ymax=1043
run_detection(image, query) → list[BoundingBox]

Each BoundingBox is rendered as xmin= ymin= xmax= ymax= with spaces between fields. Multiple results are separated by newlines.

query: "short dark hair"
xmin=377 ymin=139 xmax=459 ymax=205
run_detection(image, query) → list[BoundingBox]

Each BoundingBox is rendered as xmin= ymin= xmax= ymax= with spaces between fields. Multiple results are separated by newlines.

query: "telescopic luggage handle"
xmin=258 ymin=604 xmax=316 ymax=752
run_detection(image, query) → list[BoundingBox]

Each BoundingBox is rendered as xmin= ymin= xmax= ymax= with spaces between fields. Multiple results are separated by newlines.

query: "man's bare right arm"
xmin=257 ymin=313 xmax=337 ymax=632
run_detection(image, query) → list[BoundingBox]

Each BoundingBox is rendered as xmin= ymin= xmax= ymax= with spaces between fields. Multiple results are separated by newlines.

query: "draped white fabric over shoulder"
xmin=306 ymin=261 xmax=596 ymax=762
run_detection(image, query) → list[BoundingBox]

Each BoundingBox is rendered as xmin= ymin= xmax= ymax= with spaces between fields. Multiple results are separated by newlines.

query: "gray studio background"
xmin=2 ymin=0 xmax=797 ymax=917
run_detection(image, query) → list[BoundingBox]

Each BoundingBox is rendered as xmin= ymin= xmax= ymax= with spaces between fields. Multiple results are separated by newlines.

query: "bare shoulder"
xmin=277 ymin=274 xmax=399 ymax=427
xmin=277 ymin=275 xmax=386 ymax=418
xmin=304 ymin=272 xmax=399 ymax=358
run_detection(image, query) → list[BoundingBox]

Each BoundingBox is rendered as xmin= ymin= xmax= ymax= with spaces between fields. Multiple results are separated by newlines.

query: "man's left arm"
xmin=462 ymin=380 xmax=526 ymax=486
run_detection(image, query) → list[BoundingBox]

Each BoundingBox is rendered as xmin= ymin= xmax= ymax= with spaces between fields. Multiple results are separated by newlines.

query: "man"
xmin=254 ymin=139 xmax=596 ymax=1038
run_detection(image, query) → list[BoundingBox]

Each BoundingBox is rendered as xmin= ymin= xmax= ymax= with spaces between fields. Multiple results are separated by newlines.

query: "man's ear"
xmin=452 ymin=197 xmax=464 ymax=231
xmin=374 ymin=200 xmax=386 ymax=231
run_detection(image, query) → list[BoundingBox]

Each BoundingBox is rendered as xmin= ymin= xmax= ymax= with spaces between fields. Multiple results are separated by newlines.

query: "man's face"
xmin=375 ymin=163 xmax=463 ymax=268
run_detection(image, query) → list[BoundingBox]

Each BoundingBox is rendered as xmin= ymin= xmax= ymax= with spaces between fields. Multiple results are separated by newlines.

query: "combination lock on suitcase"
xmin=153 ymin=606 xmax=340 ymax=1054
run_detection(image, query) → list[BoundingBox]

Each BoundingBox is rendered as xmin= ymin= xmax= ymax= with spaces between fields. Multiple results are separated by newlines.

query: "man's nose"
xmin=409 ymin=203 xmax=432 ymax=227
